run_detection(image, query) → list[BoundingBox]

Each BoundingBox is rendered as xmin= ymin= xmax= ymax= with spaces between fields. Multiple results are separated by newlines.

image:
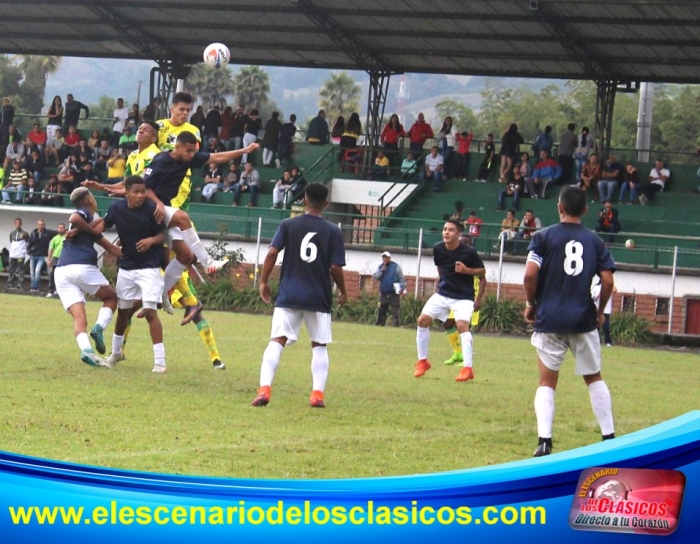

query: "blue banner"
xmin=1 ymin=411 xmax=698 ymax=542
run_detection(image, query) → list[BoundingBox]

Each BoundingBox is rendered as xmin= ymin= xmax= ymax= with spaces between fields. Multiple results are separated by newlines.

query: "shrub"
xmin=610 ymin=312 xmax=652 ymax=345
xmin=477 ymin=295 xmax=527 ymax=334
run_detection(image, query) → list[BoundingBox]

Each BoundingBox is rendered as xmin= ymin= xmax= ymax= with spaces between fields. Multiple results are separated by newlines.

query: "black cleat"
xmin=533 ymin=437 xmax=553 ymax=457
xmin=602 ymin=433 xmax=616 ymax=441
xmin=212 ymin=359 xmax=226 ymax=370
xmin=180 ymin=301 xmax=203 ymax=326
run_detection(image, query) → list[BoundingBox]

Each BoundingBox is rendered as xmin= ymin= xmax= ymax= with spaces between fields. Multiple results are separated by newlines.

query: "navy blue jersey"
xmin=433 ymin=242 xmax=484 ymax=300
xmin=527 ymin=222 xmax=616 ymax=333
xmin=271 ymin=214 xmax=346 ymax=313
xmin=143 ymin=151 xmax=210 ymax=206
xmin=56 ymin=208 xmax=102 ymax=267
xmin=103 ymin=199 xmax=165 ymax=270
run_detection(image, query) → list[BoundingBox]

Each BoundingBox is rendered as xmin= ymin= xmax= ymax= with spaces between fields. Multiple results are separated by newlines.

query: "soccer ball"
xmin=203 ymin=43 xmax=230 ymax=68
xmin=625 ymin=239 xmax=635 ymax=249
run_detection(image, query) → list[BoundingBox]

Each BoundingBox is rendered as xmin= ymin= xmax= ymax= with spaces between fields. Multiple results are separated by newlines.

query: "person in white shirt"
xmin=421 ymin=146 xmax=444 ymax=192
xmin=112 ymin=98 xmax=130 ymax=141
xmin=7 ymin=217 xmax=29 ymax=289
xmin=638 ymin=158 xmax=670 ymax=205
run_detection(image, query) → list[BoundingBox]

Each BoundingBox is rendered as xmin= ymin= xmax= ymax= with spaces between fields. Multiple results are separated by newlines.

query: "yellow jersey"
xmin=124 ymin=144 xmax=160 ymax=177
xmin=156 ymin=119 xmax=202 ymax=210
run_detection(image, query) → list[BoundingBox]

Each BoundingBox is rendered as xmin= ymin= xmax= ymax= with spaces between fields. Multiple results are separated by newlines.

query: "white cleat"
xmin=161 ymin=290 xmax=174 ymax=314
xmin=206 ymin=257 xmax=229 ymax=275
xmin=104 ymin=352 xmax=125 ymax=368
xmin=152 ymin=364 xmax=167 ymax=374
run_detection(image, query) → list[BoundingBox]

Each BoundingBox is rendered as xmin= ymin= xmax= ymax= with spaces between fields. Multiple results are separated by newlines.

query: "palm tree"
xmin=18 ymin=55 xmax=61 ymax=113
xmin=184 ymin=64 xmax=235 ymax=111
xmin=231 ymin=66 xmax=270 ymax=111
xmin=319 ymin=71 xmax=362 ymax=126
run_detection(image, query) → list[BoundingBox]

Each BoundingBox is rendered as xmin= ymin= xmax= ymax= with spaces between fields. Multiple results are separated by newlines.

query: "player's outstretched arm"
xmin=331 ymin=264 xmax=347 ymax=306
xmin=259 ymin=247 xmax=280 ymax=304
xmin=96 ymin=236 xmax=122 ymax=259
xmin=65 ymin=212 xmax=104 ymax=238
xmin=207 ymin=143 xmax=260 ymax=165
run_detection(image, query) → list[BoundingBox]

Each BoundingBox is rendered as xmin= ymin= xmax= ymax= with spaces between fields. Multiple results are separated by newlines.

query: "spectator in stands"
xmin=421 ymin=146 xmax=444 ymax=192
xmin=113 ymin=97 xmax=129 ymax=141
xmin=306 ymin=109 xmax=330 ymax=145
xmin=498 ymin=123 xmax=524 ymax=184
xmin=99 ymin=128 xmax=115 ymax=148
xmin=45 ymin=128 xmax=63 ymax=166
xmin=287 ymin=166 xmax=307 ymax=205
xmin=497 ymin=164 xmax=525 ymax=211
xmin=27 ymin=219 xmax=56 ymax=292
xmin=128 ymin=103 xmax=140 ymax=129
xmin=219 ymin=106 xmax=233 ymax=149
xmin=406 ymin=112 xmax=434 ymax=161
xmin=2 ymin=160 xmax=28 ymax=203
xmin=242 ymin=108 xmax=261 ymax=164
xmin=261 ymin=111 xmax=282 ymax=166
xmin=496 ymin=209 xmax=520 ymax=251
xmin=437 ymin=116 xmax=458 ymax=179
xmin=381 ymin=114 xmax=404 ymax=167
xmin=465 ymin=210 xmax=483 ymax=239
xmin=201 ymin=162 xmax=224 ymax=203
xmin=455 ymin=130 xmax=474 ymax=181
xmin=23 ymin=178 xmax=41 ymax=206
xmin=580 ymin=153 xmax=601 ymax=198
xmin=28 ymin=123 xmax=47 ymax=154
xmin=596 ymin=200 xmax=621 ymax=244
xmin=76 ymin=138 xmax=93 ymax=162
xmin=331 ymin=116 xmax=345 ymax=145
xmin=516 ymin=152 xmax=534 ymax=195
xmin=0 ymin=97 xmax=15 ymax=144
xmin=203 ymin=105 xmax=221 ymax=145
xmin=22 ymin=137 xmax=34 ymax=161
xmin=6 ymin=124 xmax=22 ymax=149
xmin=23 ymin=148 xmax=44 ymax=185
xmin=449 ymin=200 xmax=464 ymax=221
xmin=76 ymin=153 xmax=90 ymax=170
xmin=142 ymin=98 xmax=158 ymax=124
xmin=278 ymin=114 xmax=297 ymax=168
xmin=232 ymin=162 xmax=259 ymax=207
xmin=62 ymin=125 xmax=80 ymax=160
xmin=41 ymin=174 xmax=64 ymax=207
xmin=272 ymin=169 xmax=294 ymax=209
xmin=57 ymin=154 xmax=79 ymax=193
xmin=401 ymin=151 xmax=418 ymax=180
xmin=512 ymin=209 xmax=542 ymax=255
xmin=46 ymin=95 xmax=63 ymax=144
xmin=105 ymin=148 xmax=126 ymax=184
xmin=205 ymin=136 xmax=225 ymax=154
xmin=118 ymin=126 xmax=137 ymax=153
xmin=87 ymin=129 xmax=100 ymax=151
xmin=6 ymin=218 xmax=29 ymax=290
xmin=527 ymin=149 xmax=561 ymax=199
xmin=476 ymin=133 xmax=496 ymax=182
xmin=619 ymin=163 xmax=640 ymax=205
xmin=575 ymin=126 xmax=594 ymax=184
xmin=222 ymin=162 xmax=238 ymax=192
xmin=340 ymin=112 xmax=362 ymax=154
xmin=597 ymin=155 xmax=624 ymax=203
xmin=366 ymin=150 xmax=390 ymax=180
xmin=639 ymin=158 xmax=670 ymax=205
xmin=558 ymin=122 xmax=578 ymax=184
xmin=229 ymin=105 xmax=248 ymax=150
xmin=4 ymin=135 xmax=25 ymax=171
xmin=92 ymin=140 xmax=113 ymax=172
xmin=531 ymin=125 xmax=553 ymax=156
xmin=190 ymin=105 xmax=206 ymax=135
xmin=76 ymin=161 xmax=101 ymax=186
xmin=62 ymin=93 xmax=89 ymax=133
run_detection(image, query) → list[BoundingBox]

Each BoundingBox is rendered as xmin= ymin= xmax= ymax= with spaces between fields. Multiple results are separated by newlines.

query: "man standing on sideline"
xmin=414 ymin=219 xmax=485 ymax=382
xmin=113 ymin=98 xmax=130 ymax=142
xmin=46 ymin=223 xmax=66 ymax=298
xmin=557 ymin=122 xmax=577 ymax=184
xmin=252 ymin=183 xmax=347 ymax=408
xmin=27 ymin=219 xmax=56 ymax=293
xmin=373 ymin=251 xmax=406 ymax=327
xmin=7 ymin=218 xmax=29 ymax=290
xmin=63 ymin=94 xmax=89 ymax=133
xmin=523 ymin=185 xmax=616 ymax=457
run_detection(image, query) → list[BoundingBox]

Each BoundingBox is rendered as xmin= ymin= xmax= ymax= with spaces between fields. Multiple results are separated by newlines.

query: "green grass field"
xmin=0 ymin=293 xmax=697 ymax=480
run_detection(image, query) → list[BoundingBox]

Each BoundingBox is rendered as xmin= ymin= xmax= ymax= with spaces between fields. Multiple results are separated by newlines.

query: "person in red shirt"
xmin=380 ymin=114 xmax=405 ymax=167
xmin=61 ymin=124 xmax=81 ymax=161
xmin=406 ymin=112 xmax=434 ymax=161
xmin=464 ymin=210 xmax=483 ymax=239
xmin=455 ymin=131 xmax=474 ymax=180
xmin=28 ymin=123 xmax=48 ymax=153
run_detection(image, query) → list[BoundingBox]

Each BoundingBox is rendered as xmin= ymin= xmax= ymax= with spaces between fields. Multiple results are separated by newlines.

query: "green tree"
xmin=17 ymin=55 xmax=62 ymax=114
xmin=318 ymin=71 xmax=361 ymax=126
xmin=232 ymin=65 xmax=270 ymax=111
xmin=184 ymin=64 xmax=235 ymax=111
xmin=0 ymin=55 xmax=22 ymax=101
xmin=434 ymin=99 xmax=480 ymax=135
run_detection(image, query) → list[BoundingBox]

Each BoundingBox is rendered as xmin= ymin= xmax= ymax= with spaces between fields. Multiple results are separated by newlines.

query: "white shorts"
xmin=163 ymin=206 xmax=185 ymax=246
xmin=55 ymin=264 xmax=110 ymax=311
xmin=421 ymin=293 xmax=474 ymax=324
xmin=270 ymin=307 xmax=332 ymax=345
xmin=531 ymin=331 xmax=602 ymax=376
xmin=116 ymin=268 xmax=164 ymax=310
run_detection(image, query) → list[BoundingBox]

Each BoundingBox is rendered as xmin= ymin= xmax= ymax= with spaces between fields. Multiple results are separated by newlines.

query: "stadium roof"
xmin=1 ymin=0 xmax=700 ymax=84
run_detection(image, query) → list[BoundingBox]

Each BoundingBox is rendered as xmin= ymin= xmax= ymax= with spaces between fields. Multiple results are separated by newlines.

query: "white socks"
xmin=260 ymin=341 xmax=284 ymax=387
xmin=112 ymin=334 xmax=124 ymax=355
xmin=153 ymin=342 xmax=166 ymax=367
xmin=459 ymin=331 xmax=473 ymax=368
xmin=76 ymin=332 xmax=91 ymax=351
xmin=588 ymin=380 xmax=615 ymax=436
xmin=163 ymin=259 xmax=187 ymax=293
xmin=311 ymin=346 xmax=329 ymax=391
xmin=534 ymin=386 xmax=555 ymax=438
xmin=95 ymin=306 xmax=113 ymax=330
xmin=416 ymin=326 xmax=430 ymax=360
xmin=181 ymin=227 xmax=210 ymax=267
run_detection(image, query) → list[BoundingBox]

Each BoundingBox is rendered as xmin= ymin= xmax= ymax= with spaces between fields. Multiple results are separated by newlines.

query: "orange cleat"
xmin=414 ymin=359 xmax=431 ymax=378
xmin=309 ymin=390 xmax=325 ymax=408
xmin=455 ymin=366 xmax=475 ymax=382
xmin=252 ymin=385 xmax=271 ymax=407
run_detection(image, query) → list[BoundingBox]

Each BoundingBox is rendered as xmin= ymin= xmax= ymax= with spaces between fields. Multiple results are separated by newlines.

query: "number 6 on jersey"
xmin=300 ymin=232 xmax=318 ymax=263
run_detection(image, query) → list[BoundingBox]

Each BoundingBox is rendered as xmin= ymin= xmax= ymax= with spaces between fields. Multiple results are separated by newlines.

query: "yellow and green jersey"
xmin=156 ymin=119 xmax=202 ymax=211
xmin=124 ymin=143 xmax=160 ymax=177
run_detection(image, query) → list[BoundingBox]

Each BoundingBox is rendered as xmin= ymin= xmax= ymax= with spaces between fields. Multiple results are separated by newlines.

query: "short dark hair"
xmin=445 ymin=219 xmax=464 ymax=232
xmin=289 ymin=114 xmax=297 ymax=122
xmin=305 ymin=182 xmax=328 ymax=206
xmin=124 ymin=175 xmax=145 ymax=191
xmin=172 ymin=92 xmax=193 ymax=105
xmin=545 ymin=125 xmax=552 ymax=133
xmin=176 ymin=131 xmax=198 ymax=146
xmin=559 ymin=185 xmax=587 ymax=217
xmin=146 ymin=121 xmax=159 ymax=133
xmin=525 ymin=209 xmax=534 ymax=215
xmin=568 ymin=122 xmax=576 ymax=131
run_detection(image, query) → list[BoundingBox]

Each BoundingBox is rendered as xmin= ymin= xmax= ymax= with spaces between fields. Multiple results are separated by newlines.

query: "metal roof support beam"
xmin=364 ymin=70 xmax=392 ymax=167
xmin=595 ymin=80 xmax=619 ymax=160
xmin=149 ymin=61 xmax=191 ymax=120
